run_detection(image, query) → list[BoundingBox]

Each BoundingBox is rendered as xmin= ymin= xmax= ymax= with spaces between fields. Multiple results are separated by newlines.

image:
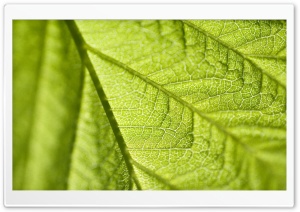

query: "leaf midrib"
xmin=67 ymin=20 xmax=182 ymax=190
xmin=65 ymin=20 xmax=142 ymax=190
xmin=67 ymin=20 xmax=285 ymax=189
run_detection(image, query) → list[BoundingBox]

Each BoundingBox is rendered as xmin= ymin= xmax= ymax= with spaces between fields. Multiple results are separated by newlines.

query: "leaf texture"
xmin=13 ymin=20 xmax=286 ymax=190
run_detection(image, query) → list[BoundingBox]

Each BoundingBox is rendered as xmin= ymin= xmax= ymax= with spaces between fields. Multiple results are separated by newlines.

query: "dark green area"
xmin=13 ymin=20 xmax=84 ymax=189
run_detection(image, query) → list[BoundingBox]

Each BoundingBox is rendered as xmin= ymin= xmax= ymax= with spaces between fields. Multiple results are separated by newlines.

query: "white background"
xmin=1 ymin=0 xmax=298 ymax=211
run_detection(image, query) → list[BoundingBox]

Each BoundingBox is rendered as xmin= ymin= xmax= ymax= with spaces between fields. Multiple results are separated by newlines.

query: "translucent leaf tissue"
xmin=13 ymin=20 xmax=286 ymax=190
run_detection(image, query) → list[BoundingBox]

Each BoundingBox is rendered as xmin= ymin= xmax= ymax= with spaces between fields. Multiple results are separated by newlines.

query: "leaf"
xmin=13 ymin=20 xmax=286 ymax=190
xmin=13 ymin=21 xmax=84 ymax=189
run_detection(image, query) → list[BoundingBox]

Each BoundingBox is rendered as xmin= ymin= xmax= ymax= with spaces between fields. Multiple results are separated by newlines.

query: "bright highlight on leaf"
xmin=13 ymin=20 xmax=286 ymax=190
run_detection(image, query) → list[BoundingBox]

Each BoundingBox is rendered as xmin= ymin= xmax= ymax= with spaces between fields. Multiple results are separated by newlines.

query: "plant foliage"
xmin=13 ymin=20 xmax=286 ymax=190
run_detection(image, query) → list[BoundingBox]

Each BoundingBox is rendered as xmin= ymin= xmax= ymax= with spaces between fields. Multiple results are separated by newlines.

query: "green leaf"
xmin=13 ymin=21 xmax=84 ymax=189
xmin=13 ymin=20 xmax=286 ymax=190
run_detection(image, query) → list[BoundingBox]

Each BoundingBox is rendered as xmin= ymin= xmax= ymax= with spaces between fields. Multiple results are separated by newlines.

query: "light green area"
xmin=13 ymin=20 xmax=286 ymax=190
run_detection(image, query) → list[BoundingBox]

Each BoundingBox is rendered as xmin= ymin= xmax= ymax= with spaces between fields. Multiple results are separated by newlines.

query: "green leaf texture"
xmin=13 ymin=20 xmax=286 ymax=190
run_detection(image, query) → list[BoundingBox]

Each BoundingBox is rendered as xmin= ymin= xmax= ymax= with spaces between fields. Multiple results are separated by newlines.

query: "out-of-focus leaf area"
xmin=13 ymin=21 xmax=83 ymax=189
xmin=13 ymin=20 xmax=286 ymax=190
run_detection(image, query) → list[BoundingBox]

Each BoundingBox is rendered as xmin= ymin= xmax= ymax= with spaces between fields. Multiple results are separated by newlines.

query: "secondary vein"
xmin=85 ymin=44 xmax=255 ymax=154
xmin=131 ymin=159 xmax=178 ymax=190
xmin=182 ymin=20 xmax=286 ymax=89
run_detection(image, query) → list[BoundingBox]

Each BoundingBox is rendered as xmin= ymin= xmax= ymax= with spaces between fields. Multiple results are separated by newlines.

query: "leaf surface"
xmin=13 ymin=20 xmax=286 ymax=190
